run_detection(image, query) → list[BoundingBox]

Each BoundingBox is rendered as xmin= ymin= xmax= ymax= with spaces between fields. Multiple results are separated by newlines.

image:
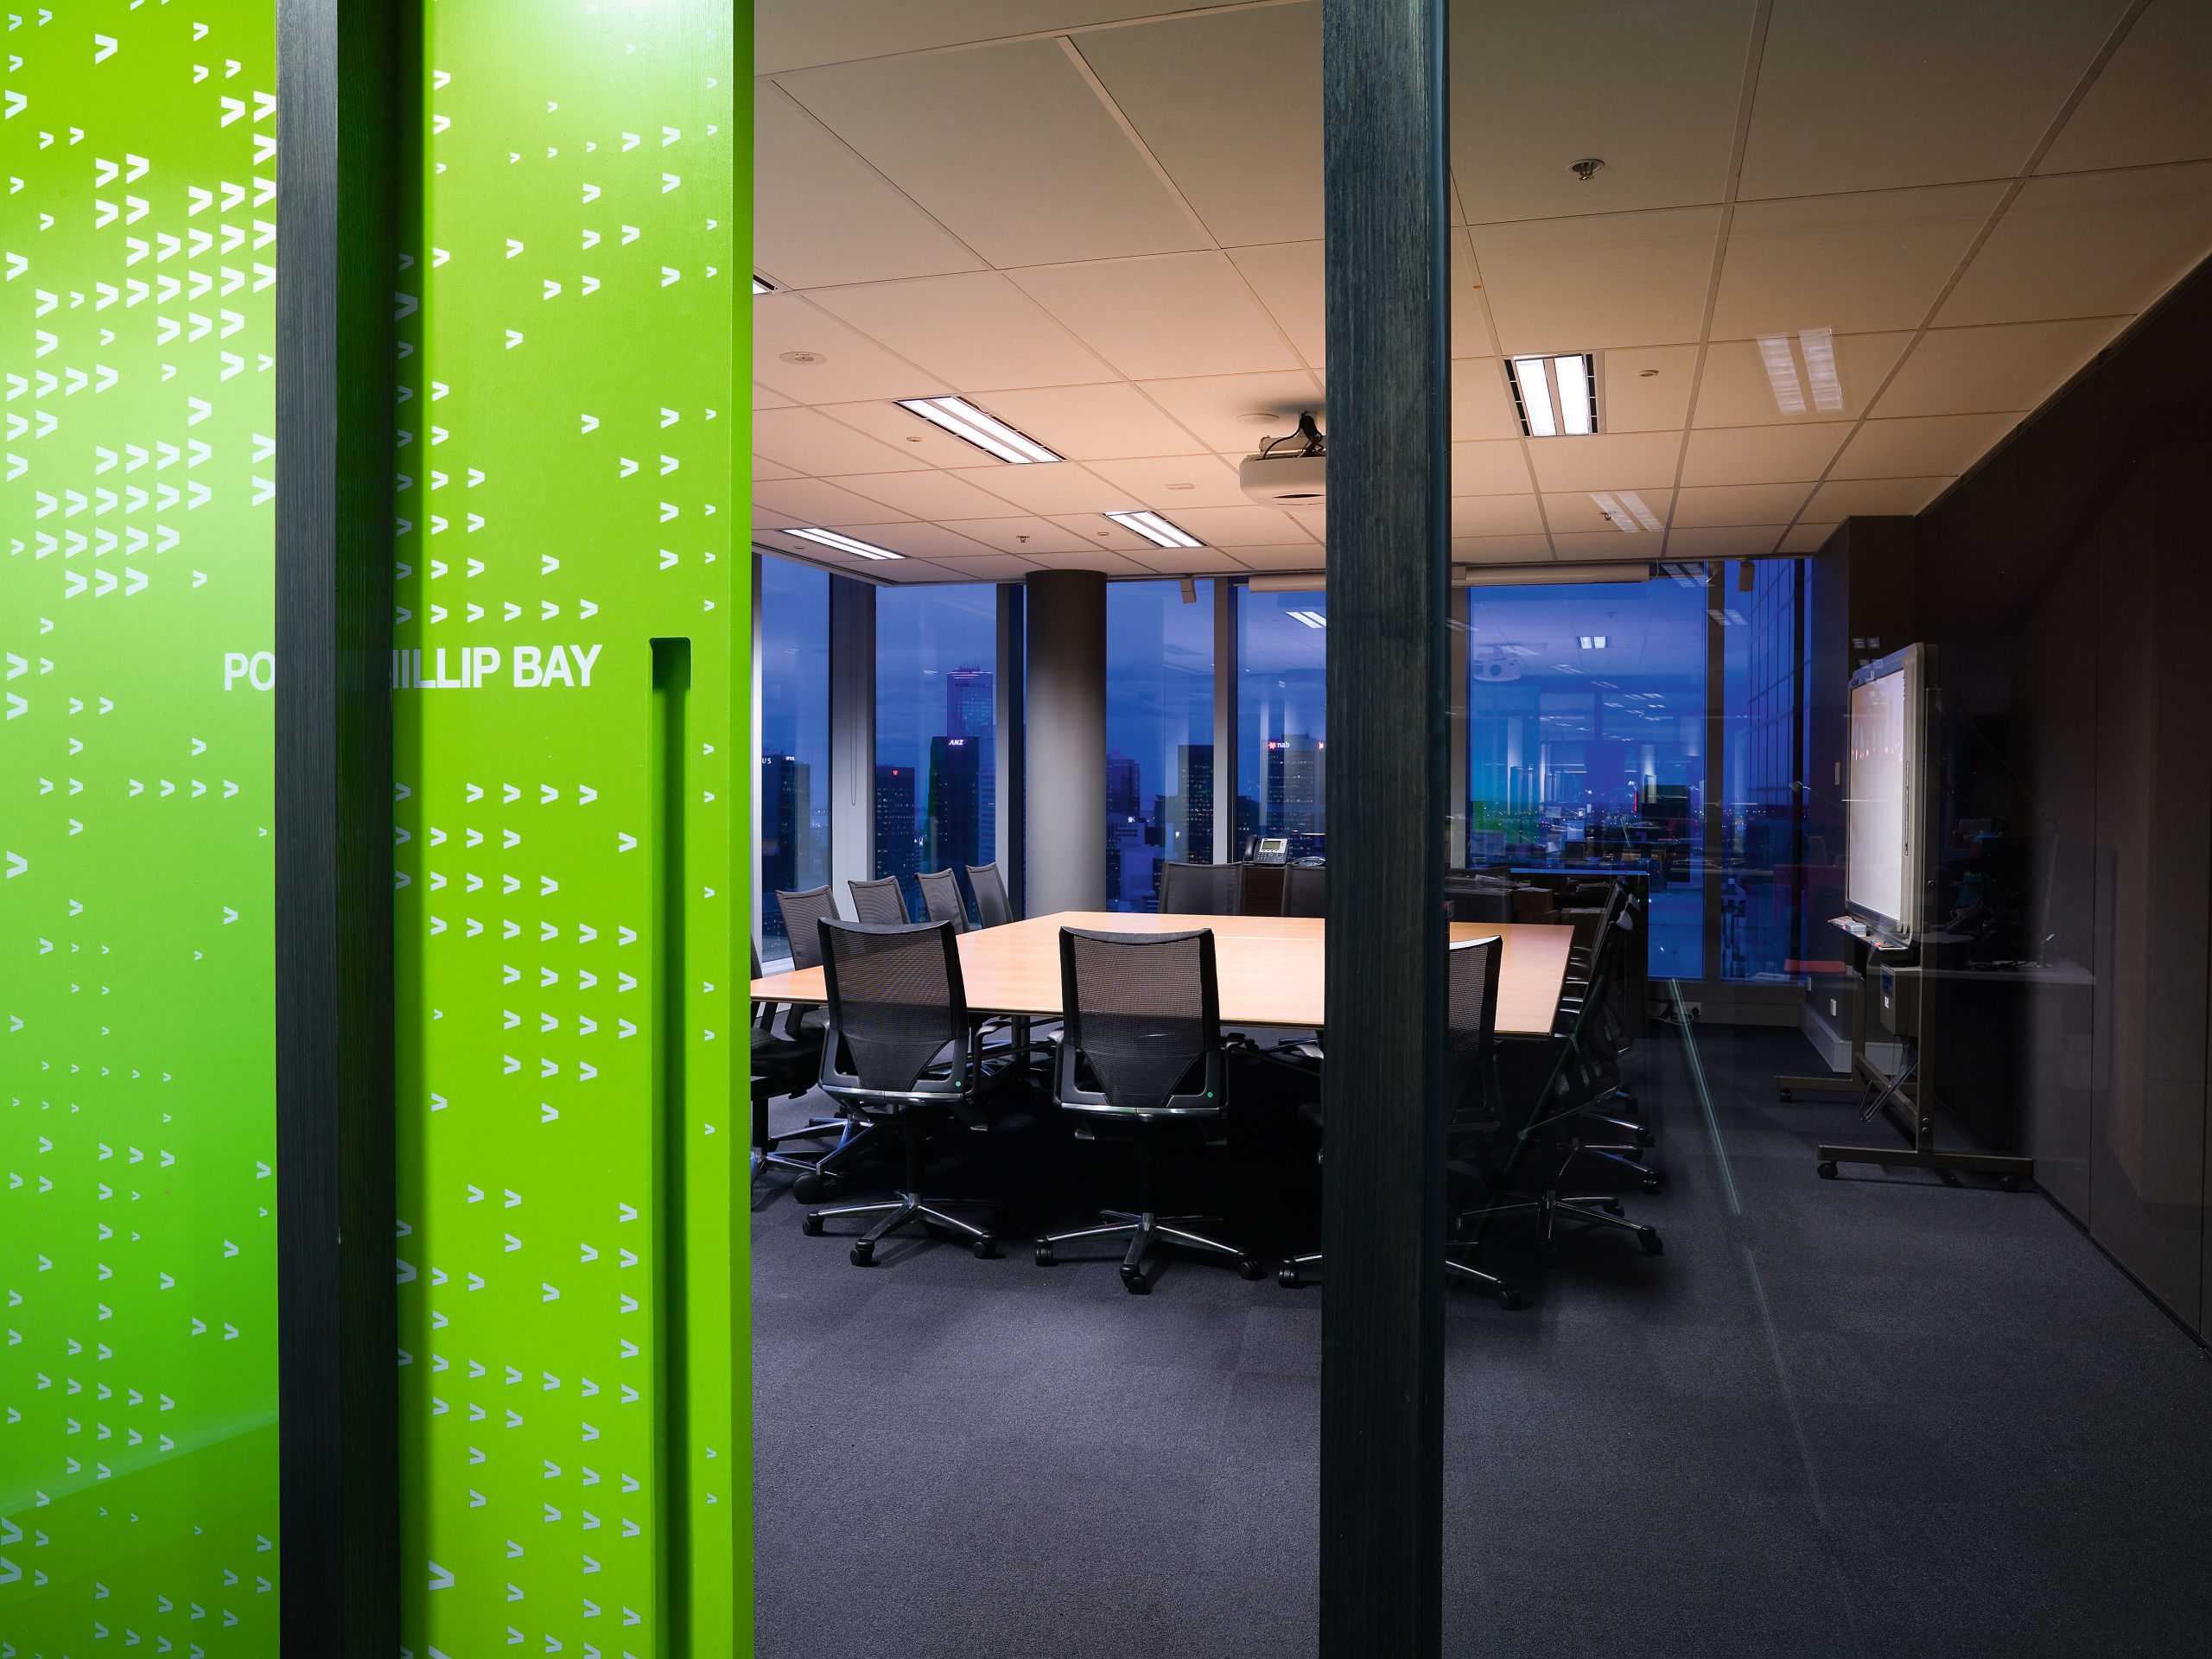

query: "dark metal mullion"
xmin=1319 ymin=0 xmax=1451 ymax=1652
xmin=273 ymin=1 xmax=400 ymax=1652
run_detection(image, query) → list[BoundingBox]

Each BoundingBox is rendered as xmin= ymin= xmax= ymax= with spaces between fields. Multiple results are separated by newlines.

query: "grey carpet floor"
xmin=752 ymin=1022 xmax=2212 ymax=1659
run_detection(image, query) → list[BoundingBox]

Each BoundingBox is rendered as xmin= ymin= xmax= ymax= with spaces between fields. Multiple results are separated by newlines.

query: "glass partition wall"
xmin=758 ymin=555 xmax=831 ymax=957
xmin=875 ymin=582 xmax=998 ymax=921
xmin=1238 ymin=586 xmax=1331 ymax=861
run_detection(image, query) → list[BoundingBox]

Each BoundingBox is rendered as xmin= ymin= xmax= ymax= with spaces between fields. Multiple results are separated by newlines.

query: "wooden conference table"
xmin=749 ymin=911 xmax=1576 ymax=1039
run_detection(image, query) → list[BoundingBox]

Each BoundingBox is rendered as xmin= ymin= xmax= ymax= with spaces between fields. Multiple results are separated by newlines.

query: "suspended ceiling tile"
xmin=753 ymin=380 xmax=798 ymax=409
xmin=1525 ymin=430 xmax=1682 ymax=493
xmin=1472 ymin=207 xmax=1721 ymax=353
xmin=750 ymin=504 xmax=805 ymax=532
xmin=1711 ymin=183 xmax=2005 ymax=338
xmin=1452 ymin=534 xmax=1558 ymax=565
xmin=1827 ymin=411 xmax=2019 ymax=481
xmin=1544 ymin=491 xmax=1662 ymax=537
xmin=1122 ymin=549 xmax=1256 ymax=575
xmin=2038 ymin=0 xmax=2212 ymax=175
xmin=931 ymin=516 xmax=1096 ymax=555
xmin=813 ymin=397 xmax=1015 ymax=467
xmin=804 ymin=273 xmax=1118 ymax=393
xmin=1452 ymin=359 xmax=1523 ymax=444
xmin=753 ymin=89 xmax=987 ymax=289
xmin=807 ymin=518 xmax=1007 ymax=560
xmin=752 ymin=476 xmax=913 ymax=525
xmin=1690 ymin=331 xmax=1914 ymax=427
xmin=1221 ymin=542 xmax=1327 ymax=571
xmin=759 ymin=0 xmax=1229 ymax=75
xmin=1452 ymin=495 xmax=1548 ymax=537
xmin=1738 ymin=0 xmax=2128 ymax=199
xmin=1077 ymin=6 xmax=1324 ymax=248
xmin=1669 ymin=482 xmax=1818 ymax=527
xmin=940 ymin=461 xmax=1128 ymax=515
xmin=1226 ymin=241 xmax=1325 ymax=367
xmin=753 ymin=294 xmax=937 ymax=403
xmin=819 ymin=468 xmax=1028 ymax=521
xmin=1009 ymin=251 xmax=1305 ymax=381
xmin=1548 ymin=528 xmax=1662 ymax=560
xmin=753 ymin=454 xmax=804 ymax=482
xmin=1084 ymin=454 xmax=1249 ymax=510
xmin=1873 ymin=318 xmax=2121 ymax=416
xmin=778 ymin=41 xmax=1207 ymax=268
xmin=1020 ymin=549 xmax=1160 ymax=576
xmin=1780 ymin=519 xmax=1840 ymax=553
xmin=1135 ymin=372 xmax=1329 ymax=456
xmin=1151 ymin=503 xmax=1317 ymax=547
xmin=1938 ymin=162 xmax=2212 ymax=326
xmin=1679 ymin=421 xmax=1852 ymax=485
xmin=1662 ymin=524 xmax=1787 ymax=559
xmin=1804 ymin=476 xmax=1948 ymax=518
xmin=753 ymin=526 xmax=896 ymax=570
xmin=1453 ymin=438 xmax=1535 ymax=496
xmin=1449 ymin=0 xmax=1751 ymax=223
xmin=977 ymin=381 xmax=1218 ymax=460
xmin=899 ymin=552 xmax=1051 ymax=583
xmin=1044 ymin=512 xmax=1181 ymax=556
xmin=1596 ymin=345 xmax=1700 ymax=434
xmin=753 ymin=404 xmax=932 ymax=477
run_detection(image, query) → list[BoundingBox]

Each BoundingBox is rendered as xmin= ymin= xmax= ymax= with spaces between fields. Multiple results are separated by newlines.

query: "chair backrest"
xmin=817 ymin=918 xmax=969 ymax=1099
xmin=1443 ymin=935 xmax=1501 ymax=1113
xmin=774 ymin=885 xmax=841 ymax=971
xmin=1510 ymin=887 xmax=1557 ymax=925
xmin=1158 ymin=860 xmax=1242 ymax=916
xmin=847 ymin=874 xmax=908 ymax=926
xmin=967 ymin=862 xmax=1014 ymax=927
xmin=915 ymin=868 xmax=969 ymax=933
xmin=1280 ymin=863 xmax=1325 ymax=918
xmin=1057 ymin=927 xmax=1222 ymax=1113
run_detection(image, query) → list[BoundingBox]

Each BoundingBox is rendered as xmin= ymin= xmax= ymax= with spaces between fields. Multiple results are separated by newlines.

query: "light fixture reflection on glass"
xmin=895 ymin=395 xmax=1063 ymax=464
xmin=1286 ymin=609 xmax=1326 ymax=629
xmin=1510 ymin=357 xmax=1557 ymax=436
xmin=1799 ymin=327 xmax=1843 ymax=411
xmin=1758 ymin=334 xmax=1806 ymax=412
xmin=1103 ymin=509 xmax=1201 ymax=549
xmin=1554 ymin=353 xmax=1592 ymax=435
xmin=787 ymin=526 xmax=904 ymax=561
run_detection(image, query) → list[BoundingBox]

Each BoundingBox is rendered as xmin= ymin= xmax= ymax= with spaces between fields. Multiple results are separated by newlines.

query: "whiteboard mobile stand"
xmin=1773 ymin=643 xmax=2036 ymax=1191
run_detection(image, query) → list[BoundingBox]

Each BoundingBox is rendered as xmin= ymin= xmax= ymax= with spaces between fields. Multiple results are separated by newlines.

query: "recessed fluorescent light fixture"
xmin=1589 ymin=490 xmax=1661 ymax=533
xmin=1103 ymin=509 xmax=1201 ymax=550
xmin=752 ymin=276 xmax=775 ymax=295
xmin=1759 ymin=328 xmax=1844 ymax=415
xmin=1286 ymin=609 xmax=1327 ymax=629
xmin=1509 ymin=353 xmax=1598 ymax=438
xmin=1579 ymin=635 xmax=1608 ymax=649
xmin=1758 ymin=335 xmax=1804 ymax=413
xmin=896 ymin=395 xmax=1062 ymax=464
xmin=787 ymin=526 xmax=904 ymax=562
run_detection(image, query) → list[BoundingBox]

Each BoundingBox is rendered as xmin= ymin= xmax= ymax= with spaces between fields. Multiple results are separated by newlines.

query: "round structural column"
xmin=1023 ymin=569 xmax=1108 ymax=914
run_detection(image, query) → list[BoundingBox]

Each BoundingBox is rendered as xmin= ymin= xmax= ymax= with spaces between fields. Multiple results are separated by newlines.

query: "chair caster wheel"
xmin=1120 ymin=1268 xmax=1151 ymax=1295
xmin=1278 ymin=1262 xmax=1302 ymax=1289
xmin=1637 ymin=1227 xmax=1663 ymax=1256
xmin=792 ymin=1174 xmax=825 ymax=1205
xmin=801 ymin=1214 xmax=823 ymax=1236
xmin=971 ymin=1234 xmax=998 ymax=1260
xmin=1236 ymin=1256 xmax=1263 ymax=1281
xmin=1816 ymin=1160 xmax=1838 ymax=1180
xmin=1779 ymin=1088 xmax=1795 ymax=1103
xmin=1497 ymin=1288 xmax=1529 ymax=1311
xmin=1033 ymin=1241 xmax=1055 ymax=1267
xmin=849 ymin=1242 xmax=875 ymax=1267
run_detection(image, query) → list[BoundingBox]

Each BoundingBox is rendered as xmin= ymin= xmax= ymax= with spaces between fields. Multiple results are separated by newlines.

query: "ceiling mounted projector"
xmin=1240 ymin=410 xmax=1326 ymax=507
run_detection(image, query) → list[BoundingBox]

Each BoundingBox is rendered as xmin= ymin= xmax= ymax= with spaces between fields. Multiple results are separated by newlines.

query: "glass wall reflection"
xmin=875 ymin=583 xmax=997 ymax=921
xmin=1238 ymin=586 xmax=1329 ymax=861
xmin=1104 ymin=579 xmax=1216 ymax=912
xmin=758 ymin=554 xmax=830 ymax=955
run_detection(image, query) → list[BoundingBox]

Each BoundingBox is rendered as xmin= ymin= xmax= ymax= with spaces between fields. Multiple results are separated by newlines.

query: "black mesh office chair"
xmin=847 ymin=874 xmax=909 ymax=925
xmin=914 ymin=868 xmax=969 ymax=933
xmin=1033 ymin=927 xmax=1262 ymax=1292
xmin=1276 ymin=937 xmax=1525 ymax=1308
xmin=772 ymin=885 xmax=887 ymax=1201
xmin=752 ymin=940 xmax=832 ymax=1180
xmin=1158 ymin=860 xmax=1243 ymax=916
xmin=966 ymin=862 xmax=1014 ymax=927
xmin=799 ymin=918 xmax=1008 ymax=1265
xmin=1280 ymin=863 xmax=1325 ymax=918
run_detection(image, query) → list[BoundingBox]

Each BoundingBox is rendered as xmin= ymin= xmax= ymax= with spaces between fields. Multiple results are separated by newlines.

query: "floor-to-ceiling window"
xmin=1465 ymin=573 xmax=1708 ymax=978
xmin=1237 ymin=586 xmax=1329 ymax=860
xmin=758 ymin=554 xmax=831 ymax=955
xmin=1720 ymin=557 xmax=1808 ymax=982
xmin=1104 ymin=580 xmax=1216 ymax=911
xmin=876 ymin=583 xmax=998 ymax=919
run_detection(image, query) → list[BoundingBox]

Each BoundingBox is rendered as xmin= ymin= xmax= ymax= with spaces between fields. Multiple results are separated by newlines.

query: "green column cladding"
xmin=3 ymin=3 xmax=283 ymax=1654
xmin=393 ymin=3 xmax=747 ymax=1656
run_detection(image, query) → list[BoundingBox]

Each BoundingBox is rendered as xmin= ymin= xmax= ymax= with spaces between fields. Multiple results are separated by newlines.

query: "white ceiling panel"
xmin=1452 ymin=359 xmax=1523 ymax=443
xmin=932 ymin=516 xmax=1096 ymax=555
xmin=818 ymin=518 xmax=1009 ymax=560
xmin=1827 ymin=412 xmax=2021 ymax=481
xmin=753 ymin=381 xmax=797 ymax=409
xmin=1939 ymin=162 xmax=2212 ymax=327
xmin=1526 ymin=430 xmax=1682 ymax=493
xmin=1135 ymin=372 xmax=1329 ymax=456
xmin=1669 ymin=482 xmax=1817 ymax=526
xmin=1452 ymin=534 xmax=1558 ymax=564
xmin=1010 ymin=252 xmax=1304 ymax=381
xmin=759 ymin=0 xmax=1230 ymax=76
xmin=1712 ymin=184 xmax=2005 ymax=338
xmin=1084 ymin=454 xmax=1249 ymax=509
xmin=1549 ymin=529 xmax=1662 ymax=560
xmin=1159 ymin=504 xmax=1320 ymax=548
xmin=941 ymin=461 xmax=1128 ymax=516
xmin=1779 ymin=520 xmax=1840 ymax=553
xmin=1803 ymin=477 xmax=1948 ymax=518
xmin=750 ymin=503 xmax=805 ymax=532
xmin=804 ymin=273 xmax=1117 ymax=392
xmin=900 ymin=552 xmax=1053 ymax=582
xmin=753 ymin=404 xmax=931 ymax=477
xmin=1210 ymin=543 xmax=1319 ymax=571
xmin=1873 ymin=319 xmax=2120 ymax=417
xmin=1452 ymin=495 xmax=1547 ymax=537
xmin=1738 ymin=0 xmax=2127 ymax=199
xmin=1020 ymin=549 xmax=1160 ymax=576
xmin=818 ymin=468 xmax=1027 ymax=521
xmin=1122 ymin=549 xmax=1258 ymax=575
xmin=976 ymin=383 xmax=1211 ymax=461
xmin=1077 ymin=7 xmax=1324 ymax=249
xmin=753 ymin=90 xmax=985 ymax=289
xmin=1690 ymin=331 xmax=1913 ymax=428
xmin=1226 ymin=241 xmax=1325 ymax=367
xmin=753 ymin=454 xmax=804 ymax=482
xmin=810 ymin=397 xmax=1021 ymax=469
xmin=752 ymin=294 xmax=935 ymax=403
xmin=1448 ymin=0 xmax=1752 ymax=224
xmin=1045 ymin=513 xmax=1185 ymax=556
xmin=1472 ymin=207 xmax=1721 ymax=353
xmin=1678 ymin=422 xmax=1851 ymax=485
xmin=1544 ymin=493 xmax=1661 ymax=537
xmin=777 ymin=40 xmax=1206 ymax=268
xmin=752 ymin=476 xmax=914 ymax=525
xmin=2038 ymin=0 xmax=2212 ymax=175
xmin=1598 ymin=346 xmax=1701 ymax=433
xmin=1663 ymin=525 xmax=1786 ymax=558
xmin=1454 ymin=439 xmax=1535 ymax=497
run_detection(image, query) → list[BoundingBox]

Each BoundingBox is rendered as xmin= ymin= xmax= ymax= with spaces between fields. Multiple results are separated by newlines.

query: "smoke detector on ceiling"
xmin=1239 ymin=410 xmax=1326 ymax=507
